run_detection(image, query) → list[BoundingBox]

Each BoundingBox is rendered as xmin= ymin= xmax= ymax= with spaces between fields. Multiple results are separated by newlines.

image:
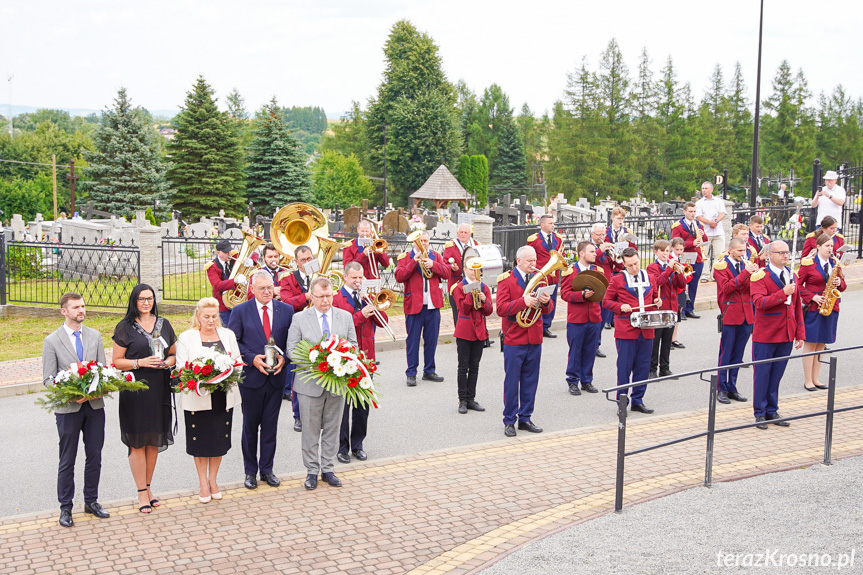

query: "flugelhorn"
xmin=517 ymin=250 xmax=567 ymax=328
xmin=406 ymin=230 xmax=433 ymax=279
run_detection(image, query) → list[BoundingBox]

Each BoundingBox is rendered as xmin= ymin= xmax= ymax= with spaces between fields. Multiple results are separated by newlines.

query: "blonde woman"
xmin=176 ymin=297 xmax=242 ymax=503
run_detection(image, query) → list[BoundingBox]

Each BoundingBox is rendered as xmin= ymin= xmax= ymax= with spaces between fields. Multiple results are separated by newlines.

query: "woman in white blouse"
xmin=176 ymin=297 xmax=242 ymax=503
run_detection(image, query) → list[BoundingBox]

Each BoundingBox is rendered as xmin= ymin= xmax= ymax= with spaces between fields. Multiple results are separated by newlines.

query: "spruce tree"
xmin=84 ymin=87 xmax=170 ymax=218
xmin=493 ymin=115 xmax=528 ymax=189
xmin=245 ymin=98 xmax=312 ymax=215
xmin=167 ymin=76 xmax=246 ymax=220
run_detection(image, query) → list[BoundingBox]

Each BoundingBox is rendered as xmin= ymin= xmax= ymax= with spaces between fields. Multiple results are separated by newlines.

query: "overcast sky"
xmin=2 ymin=0 xmax=861 ymax=118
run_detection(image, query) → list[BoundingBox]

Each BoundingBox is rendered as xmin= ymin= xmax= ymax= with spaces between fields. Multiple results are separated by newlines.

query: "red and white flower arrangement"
xmin=291 ymin=334 xmax=380 ymax=408
xmin=172 ymin=347 xmax=245 ymax=396
xmin=36 ymin=361 xmax=146 ymax=411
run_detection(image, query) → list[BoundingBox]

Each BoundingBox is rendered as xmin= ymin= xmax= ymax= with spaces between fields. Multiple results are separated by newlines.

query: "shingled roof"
xmin=409 ymin=165 xmax=470 ymax=208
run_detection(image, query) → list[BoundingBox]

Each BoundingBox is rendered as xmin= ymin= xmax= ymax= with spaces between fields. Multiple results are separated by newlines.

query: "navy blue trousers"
xmin=683 ymin=262 xmax=703 ymax=314
xmin=615 ymin=336 xmax=652 ymax=405
xmin=339 ymin=403 xmax=369 ymax=454
xmin=56 ymin=403 xmax=105 ymax=510
xmin=284 ymin=370 xmax=300 ymax=419
xmin=566 ymin=322 xmax=602 ymax=386
xmin=502 ymin=344 xmax=541 ymax=425
xmin=542 ymin=285 xmax=558 ymax=329
xmin=405 ymin=307 xmax=440 ymax=377
xmin=718 ymin=323 xmax=752 ymax=394
xmin=238 ymin=383 xmax=283 ymax=475
xmin=752 ymin=341 xmax=793 ymax=418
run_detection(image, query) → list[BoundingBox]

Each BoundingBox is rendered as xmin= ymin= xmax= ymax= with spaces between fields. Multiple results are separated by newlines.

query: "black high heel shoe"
xmin=137 ymin=488 xmax=152 ymax=514
xmin=147 ymin=483 xmax=160 ymax=508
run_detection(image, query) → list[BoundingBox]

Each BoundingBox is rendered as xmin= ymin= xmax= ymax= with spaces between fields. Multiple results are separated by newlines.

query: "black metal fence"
xmin=603 ymin=344 xmax=863 ymax=513
xmin=0 ymin=234 xmax=140 ymax=308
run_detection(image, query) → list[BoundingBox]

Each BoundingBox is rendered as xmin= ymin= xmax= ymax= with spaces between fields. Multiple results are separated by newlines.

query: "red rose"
xmin=187 ymin=380 xmax=195 ymax=389
xmin=125 ymin=374 xmax=133 ymax=382
xmin=318 ymin=362 xmax=328 ymax=373
xmin=78 ymin=367 xmax=88 ymax=376
xmin=193 ymin=365 xmax=201 ymax=375
xmin=201 ymin=364 xmax=213 ymax=376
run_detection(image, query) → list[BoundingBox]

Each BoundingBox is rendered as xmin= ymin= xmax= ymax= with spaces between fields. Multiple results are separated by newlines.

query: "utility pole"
xmin=750 ymin=0 xmax=765 ymax=208
xmin=7 ymin=74 xmax=13 ymax=138
xmin=52 ymin=154 xmax=58 ymax=219
xmin=66 ymin=159 xmax=79 ymax=215
xmin=382 ymin=125 xmax=389 ymax=208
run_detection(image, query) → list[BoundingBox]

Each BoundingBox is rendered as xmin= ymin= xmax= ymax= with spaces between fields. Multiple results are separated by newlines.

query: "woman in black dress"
xmin=112 ymin=284 xmax=177 ymax=514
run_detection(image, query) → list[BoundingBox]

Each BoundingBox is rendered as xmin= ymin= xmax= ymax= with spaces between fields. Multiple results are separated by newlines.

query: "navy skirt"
xmin=804 ymin=309 xmax=838 ymax=344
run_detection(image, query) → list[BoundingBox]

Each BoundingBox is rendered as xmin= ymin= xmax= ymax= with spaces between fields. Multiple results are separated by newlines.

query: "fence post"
xmin=823 ymin=356 xmax=838 ymax=465
xmin=137 ymin=226 xmax=163 ymax=302
xmin=0 ymin=232 xmax=6 ymax=306
xmin=471 ymin=215 xmax=494 ymax=246
xmin=704 ymin=375 xmax=719 ymax=487
xmin=614 ymin=393 xmax=628 ymax=513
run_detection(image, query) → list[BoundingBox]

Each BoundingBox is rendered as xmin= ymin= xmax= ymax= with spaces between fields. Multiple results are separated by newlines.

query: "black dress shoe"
xmin=504 ymin=424 xmax=517 ymax=437
xmin=304 ymin=474 xmax=318 ymax=490
xmin=717 ymin=391 xmax=731 ymax=404
xmin=814 ymin=383 xmax=829 ymax=390
xmin=543 ymin=329 xmax=557 ymax=338
xmin=283 ymin=393 xmax=291 ymax=401
xmin=728 ymin=392 xmax=747 ymax=402
xmin=458 ymin=400 xmax=468 ymax=414
xmin=631 ymin=403 xmax=654 ymax=414
xmin=293 ymin=418 xmax=302 ymax=432
xmin=766 ymin=413 xmax=790 ymax=427
xmin=659 ymin=370 xmax=676 ymax=379
xmin=517 ymin=421 xmax=543 ymax=433
xmin=649 ymin=371 xmax=658 ymax=380
xmin=684 ymin=312 xmax=700 ymax=319
xmin=244 ymin=474 xmax=257 ymax=489
xmin=260 ymin=472 xmax=281 ymax=487
xmin=581 ymin=382 xmax=599 ymax=393
xmin=59 ymin=509 xmax=73 ymax=528
xmin=671 ymin=341 xmax=686 ymax=349
xmin=603 ymin=322 xmax=612 ymax=330
xmin=484 ymin=339 xmax=494 ymax=348
xmin=406 ymin=376 xmax=417 ymax=387
xmin=568 ymin=383 xmax=582 ymax=396
xmin=84 ymin=502 xmax=110 ymax=519
xmin=595 ymin=348 xmax=607 ymax=358
xmin=422 ymin=372 xmax=444 ymax=382
xmin=337 ymin=452 xmax=351 ymax=464
xmin=466 ymin=400 xmax=485 ymax=412
xmin=352 ymin=449 xmax=367 ymax=461
xmin=755 ymin=416 xmax=768 ymax=430
xmin=321 ymin=472 xmax=342 ymax=487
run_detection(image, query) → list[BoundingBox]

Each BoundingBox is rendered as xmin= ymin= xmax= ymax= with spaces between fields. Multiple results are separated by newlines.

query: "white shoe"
xmin=210 ymin=492 xmax=222 ymax=500
xmin=199 ymin=495 xmax=211 ymax=504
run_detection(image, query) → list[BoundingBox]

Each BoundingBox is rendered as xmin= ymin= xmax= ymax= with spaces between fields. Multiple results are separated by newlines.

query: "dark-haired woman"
xmin=801 ymin=216 xmax=844 ymax=259
xmin=112 ymin=284 xmax=177 ymax=514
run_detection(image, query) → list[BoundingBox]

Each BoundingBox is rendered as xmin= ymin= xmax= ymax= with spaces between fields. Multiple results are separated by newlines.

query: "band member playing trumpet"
xmin=496 ymin=245 xmax=554 ymax=436
xmin=450 ymin=258 xmax=492 ymax=414
xmin=748 ymin=215 xmax=769 ymax=267
xmin=672 ymin=202 xmax=706 ymax=319
xmin=750 ymin=241 xmax=804 ymax=429
xmin=797 ymin=234 xmax=846 ymax=391
xmin=602 ymin=248 xmax=662 ymax=414
xmin=646 ymin=240 xmax=687 ymax=379
xmin=801 ymin=216 xmax=844 ymax=259
xmin=713 ymin=237 xmax=757 ymax=404
xmin=206 ymin=239 xmax=247 ymax=327
xmin=442 ymin=223 xmax=479 ymax=326
xmin=395 ymin=230 xmax=450 ymax=387
xmin=527 ymin=215 xmax=562 ymax=338
xmin=560 ymin=241 xmax=603 ymax=396
xmin=728 ymin=224 xmax=759 ymax=262
xmin=343 ymin=220 xmax=390 ymax=280
xmin=333 ymin=262 xmax=387 ymax=463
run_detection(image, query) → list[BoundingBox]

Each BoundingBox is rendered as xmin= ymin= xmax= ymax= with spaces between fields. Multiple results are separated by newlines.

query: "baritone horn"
xmin=406 ymin=230 xmax=434 ymax=279
xmin=516 ymin=250 xmax=567 ymax=328
xmin=222 ymin=231 xmax=266 ymax=309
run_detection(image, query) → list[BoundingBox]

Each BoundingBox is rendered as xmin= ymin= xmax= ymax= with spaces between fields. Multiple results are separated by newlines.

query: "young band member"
xmin=749 ymin=241 xmax=804 ymax=429
xmin=206 ymin=239 xmax=247 ymax=327
xmin=496 ymin=245 xmax=553 ymax=436
xmin=258 ymin=243 xmax=283 ymax=300
xmin=646 ymin=240 xmax=686 ymax=379
xmin=560 ymin=241 xmax=603 ymax=396
xmin=450 ymin=258 xmax=492 ymax=414
xmin=748 ymin=215 xmax=769 ymax=267
xmin=713 ymin=237 xmax=757 ymax=404
xmin=602 ymin=247 xmax=661 ymax=414
xmin=333 ymin=262 xmax=386 ymax=463
xmin=527 ymin=214 xmax=562 ymax=338
xmin=343 ymin=219 xmax=390 ymax=280
xmin=669 ymin=238 xmax=691 ymax=349
xmin=589 ymin=223 xmax=614 ymax=355
xmin=797 ymin=234 xmax=846 ymax=391
xmin=442 ymin=223 xmax=479 ymax=326
xmin=606 ymin=207 xmax=637 ymax=248
xmin=801 ymin=216 xmax=844 ymax=259
xmin=729 ymin=224 xmax=758 ymax=262
xmin=395 ymin=230 xmax=450 ymax=387
xmin=671 ymin=202 xmax=706 ymax=319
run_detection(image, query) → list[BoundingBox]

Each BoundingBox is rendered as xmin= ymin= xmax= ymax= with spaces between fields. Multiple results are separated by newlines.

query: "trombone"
xmin=365 ymin=220 xmax=389 ymax=280
xmin=363 ymin=289 xmax=397 ymax=341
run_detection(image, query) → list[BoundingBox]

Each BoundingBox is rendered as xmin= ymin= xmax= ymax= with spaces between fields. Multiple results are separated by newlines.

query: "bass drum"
xmin=463 ymin=244 xmax=505 ymax=288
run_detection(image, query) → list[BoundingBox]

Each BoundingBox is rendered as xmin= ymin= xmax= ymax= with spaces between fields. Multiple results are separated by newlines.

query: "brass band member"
xmin=343 ymin=219 xmax=390 ymax=280
xmin=560 ymin=241 xmax=603 ymax=396
xmin=442 ymin=223 xmax=479 ymax=326
xmin=450 ymin=258 xmax=492 ymax=414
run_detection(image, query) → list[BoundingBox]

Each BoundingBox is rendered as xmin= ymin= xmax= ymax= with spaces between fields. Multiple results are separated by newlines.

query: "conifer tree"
xmin=167 ymin=76 xmax=246 ymax=220
xmin=493 ymin=114 xmax=528 ymax=189
xmin=84 ymin=87 xmax=170 ymax=218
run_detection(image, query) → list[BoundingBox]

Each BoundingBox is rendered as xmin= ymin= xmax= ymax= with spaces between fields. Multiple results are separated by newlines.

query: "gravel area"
xmin=481 ymin=456 xmax=863 ymax=574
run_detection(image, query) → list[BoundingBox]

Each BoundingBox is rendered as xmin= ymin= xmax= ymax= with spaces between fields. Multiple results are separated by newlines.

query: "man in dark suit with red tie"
xmin=496 ymin=245 xmax=553 ymax=437
xmin=333 ymin=262 xmax=386 ymax=463
xmin=671 ymin=202 xmax=706 ymax=318
xmin=714 ymin=237 xmax=758 ymax=404
xmin=602 ymin=248 xmax=661 ymax=414
xmin=527 ymin=215 xmax=562 ymax=338
xmin=560 ymin=241 xmax=603 ymax=396
xmin=206 ymin=239 xmax=247 ymax=327
xmin=343 ymin=220 xmax=390 ymax=280
xmin=228 ymin=270 xmax=294 ymax=489
xmin=750 ymin=241 xmax=804 ymax=429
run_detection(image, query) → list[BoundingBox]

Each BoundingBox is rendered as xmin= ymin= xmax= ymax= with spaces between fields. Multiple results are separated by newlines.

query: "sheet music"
xmin=463 ymin=281 xmax=481 ymax=293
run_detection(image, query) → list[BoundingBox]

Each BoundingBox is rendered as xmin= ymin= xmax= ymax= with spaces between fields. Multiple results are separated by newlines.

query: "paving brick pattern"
xmin=2 ymin=386 xmax=861 ymax=575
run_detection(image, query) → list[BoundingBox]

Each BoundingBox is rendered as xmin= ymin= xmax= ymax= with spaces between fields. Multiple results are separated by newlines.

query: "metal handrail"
xmin=603 ymin=344 xmax=863 ymax=513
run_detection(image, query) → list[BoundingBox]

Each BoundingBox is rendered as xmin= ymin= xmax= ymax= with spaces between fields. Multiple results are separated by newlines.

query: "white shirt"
xmin=577 ymin=261 xmax=591 ymax=272
xmin=817 ymin=255 xmax=832 ymax=275
xmin=255 ymin=299 xmax=273 ymax=332
xmin=768 ymin=263 xmax=793 ymax=305
xmin=816 ymin=184 xmax=846 ymax=227
xmin=63 ymin=323 xmax=83 ymax=357
xmin=695 ymin=197 xmax=727 ymax=237
xmin=316 ymin=308 xmax=334 ymax=336
xmin=297 ymin=271 xmax=310 ymax=291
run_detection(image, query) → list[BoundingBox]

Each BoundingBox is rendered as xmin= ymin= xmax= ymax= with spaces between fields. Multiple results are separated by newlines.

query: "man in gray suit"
xmin=287 ymin=277 xmax=358 ymax=490
xmin=42 ymin=292 xmax=110 ymax=527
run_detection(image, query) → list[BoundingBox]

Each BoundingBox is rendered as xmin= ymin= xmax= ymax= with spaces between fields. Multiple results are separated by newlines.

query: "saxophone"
xmin=818 ymin=257 xmax=843 ymax=316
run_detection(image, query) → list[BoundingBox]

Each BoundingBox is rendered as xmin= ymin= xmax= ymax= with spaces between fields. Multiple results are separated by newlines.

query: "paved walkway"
xmin=3 ymin=385 xmax=861 ymax=575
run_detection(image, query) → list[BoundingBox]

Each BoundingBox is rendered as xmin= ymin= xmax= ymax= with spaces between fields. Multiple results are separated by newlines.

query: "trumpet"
xmin=671 ymin=261 xmax=693 ymax=275
xmin=406 ymin=230 xmax=433 ymax=279
xmin=363 ymin=290 xmax=397 ymax=341
xmin=695 ymin=226 xmax=707 ymax=260
xmin=465 ymin=258 xmax=485 ymax=310
xmin=517 ymin=250 xmax=567 ymax=328
xmin=366 ymin=221 xmax=388 ymax=280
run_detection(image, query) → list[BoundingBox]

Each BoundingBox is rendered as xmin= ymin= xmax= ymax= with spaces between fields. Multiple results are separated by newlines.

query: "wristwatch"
xmin=132 ymin=359 xmax=139 ymax=370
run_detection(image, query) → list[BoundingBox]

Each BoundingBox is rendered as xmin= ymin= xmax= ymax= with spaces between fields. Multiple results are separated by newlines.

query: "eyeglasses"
xmin=770 ymin=251 xmax=790 ymax=256
xmin=311 ymin=293 xmax=333 ymax=299
xmin=256 ymin=286 xmax=274 ymax=292
xmin=137 ymin=297 xmax=155 ymax=303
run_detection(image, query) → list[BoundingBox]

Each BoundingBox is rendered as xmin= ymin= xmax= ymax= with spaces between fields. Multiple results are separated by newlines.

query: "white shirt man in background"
xmin=695 ymin=181 xmax=727 ymax=282
xmin=813 ymin=170 xmax=846 ymax=232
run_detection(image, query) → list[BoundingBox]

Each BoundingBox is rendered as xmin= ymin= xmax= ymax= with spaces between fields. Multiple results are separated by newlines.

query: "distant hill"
xmin=3 ymin=104 xmax=178 ymax=119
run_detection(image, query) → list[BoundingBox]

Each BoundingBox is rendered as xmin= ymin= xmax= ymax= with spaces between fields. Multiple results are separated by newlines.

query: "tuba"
xmin=406 ymin=230 xmax=434 ymax=279
xmin=222 ymin=230 xmax=266 ymax=309
xmin=818 ymin=257 xmax=844 ymax=316
xmin=270 ymin=203 xmax=329 ymax=260
xmin=516 ymin=250 xmax=567 ymax=328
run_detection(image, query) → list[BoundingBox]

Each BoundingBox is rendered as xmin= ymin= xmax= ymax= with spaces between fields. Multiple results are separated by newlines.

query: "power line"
xmin=0 ymin=157 xmax=89 ymax=168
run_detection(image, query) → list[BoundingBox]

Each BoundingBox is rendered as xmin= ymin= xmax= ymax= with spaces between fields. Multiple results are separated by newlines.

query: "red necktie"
xmin=262 ymin=305 xmax=271 ymax=339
